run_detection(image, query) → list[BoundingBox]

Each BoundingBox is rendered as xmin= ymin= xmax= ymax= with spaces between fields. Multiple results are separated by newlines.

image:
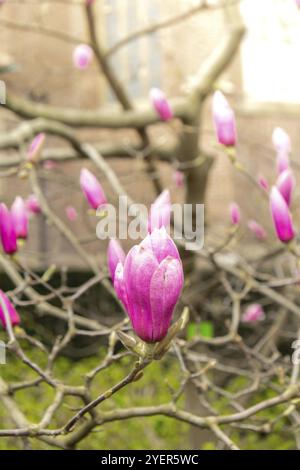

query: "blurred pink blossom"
xmin=73 ymin=44 xmax=93 ymax=70
xmin=229 ymin=202 xmax=241 ymax=225
xmin=26 ymin=194 xmax=41 ymax=215
xmin=0 ymin=290 xmax=20 ymax=329
xmin=150 ymin=88 xmax=173 ymax=121
xmin=257 ymin=174 xmax=269 ymax=192
xmin=276 ymin=169 xmax=295 ymax=207
xmin=212 ymin=91 xmax=237 ymax=147
xmin=65 ymin=206 xmax=78 ymax=222
xmin=173 ymin=170 xmax=184 ymax=188
xmin=270 ymin=186 xmax=295 ymax=243
xmin=242 ymin=304 xmax=265 ymax=323
xmin=247 ymin=220 xmax=267 ymax=240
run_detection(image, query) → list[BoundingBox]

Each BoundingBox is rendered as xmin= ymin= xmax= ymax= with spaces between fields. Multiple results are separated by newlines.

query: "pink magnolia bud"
xmin=114 ymin=228 xmax=184 ymax=343
xmin=150 ymin=88 xmax=173 ymax=121
xmin=242 ymin=303 xmax=265 ymax=323
xmin=25 ymin=194 xmax=41 ymax=215
xmin=229 ymin=202 xmax=241 ymax=225
xmin=173 ymin=170 xmax=184 ymax=188
xmin=296 ymin=0 xmax=300 ymax=7
xmin=65 ymin=206 xmax=78 ymax=222
xmin=257 ymin=174 xmax=269 ymax=192
xmin=86 ymin=0 xmax=95 ymax=5
xmin=148 ymin=189 xmax=171 ymax=233
xmin=212 ymin=91 xmax=237 ymax=147
xmin=276 ymin=169 xmax=295 ymax=207
xmin=0 ymin=290 xmax=20 ymax=329
xmin=27 ymin=133 xmax=45 ymax=164
xmin=11 ymin=196 xmax=29 ymax=240
xmin=73 ymin=44 xmax=93 ymax=70
xmin=107 ymin=239 xmax=126 ymax=282
xmin=0 ymin=203 xmax=18 ymax=255
xmin=80 ymin=168 xmax=107 ymax=210
xmin=247 ymin=220 xmax=267 ymax=240
xmin=270 ymin=186 xmax=295 ymax=243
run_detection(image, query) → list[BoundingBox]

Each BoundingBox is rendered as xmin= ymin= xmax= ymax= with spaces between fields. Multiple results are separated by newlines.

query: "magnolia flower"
xmin=113 ymin=227 xmax=184 ymax=343
xmin=26 ymin=133 xmax=45 ymax=164
xmin=173 ymin=170 xmax=184 ymax=188
xmin=276 ymin=169 xmax=295 ymax=207
xmin=212 ymin=91 xmax=237 ymax=147
xmin=229 ymin=202 xmax=241 ymax=225
xmin=73 ymin=44 xmax=93 ymax=70
xmin=150 ymin=88 xmax=173 ymax=121
xmin=65 ymin=206 xmax=78 ymax=222
xmin=25 ymin=194 xmax=41 ymax=215
xmin=242 ymin=303 xmax=265 ymax=323
xmin=80 ymin=168 xmax=107 ymax=210
xmin=107 ymin=239 xmax=126 ymax=282
xmin=247 ymin=220 xmax=267 ymax=240
xmin=11 ymin=196 xmax=29 ymax=239
xmin=0 ymin=290 xmax=20 ymax=329
xmin=270 ymin=186 xmax=295 ymax=243
xmin=148 ymin=189 xmax=171 ymax=233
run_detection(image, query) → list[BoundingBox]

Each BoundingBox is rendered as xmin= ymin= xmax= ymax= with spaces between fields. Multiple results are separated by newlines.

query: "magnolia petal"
xmin=124 ymin=245 xmax=159 ymax=342
xmin=150 ymin=257 xmax=184 ymax=342
xmin=107 ymin=239 xmax=126 ymax=282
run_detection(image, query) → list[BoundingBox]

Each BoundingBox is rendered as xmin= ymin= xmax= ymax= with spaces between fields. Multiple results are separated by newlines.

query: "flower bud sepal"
xmin=117 ymin=307 xmax=189 ymax=361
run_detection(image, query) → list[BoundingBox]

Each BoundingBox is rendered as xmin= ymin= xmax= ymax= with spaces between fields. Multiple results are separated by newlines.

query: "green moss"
xmin=0 ymin=346 xmax=189 ymax=450
xmin=0 ymin=338 xmax=295 ymax=450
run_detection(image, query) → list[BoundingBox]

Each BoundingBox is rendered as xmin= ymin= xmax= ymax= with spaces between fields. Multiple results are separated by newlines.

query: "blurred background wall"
xmin=1 ymin=0 xmax=300 ymax=268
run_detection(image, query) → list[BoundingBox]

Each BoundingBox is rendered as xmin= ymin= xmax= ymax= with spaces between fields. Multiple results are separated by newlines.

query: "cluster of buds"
xmin=213 ymin=92 xmax=296 ymax=246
